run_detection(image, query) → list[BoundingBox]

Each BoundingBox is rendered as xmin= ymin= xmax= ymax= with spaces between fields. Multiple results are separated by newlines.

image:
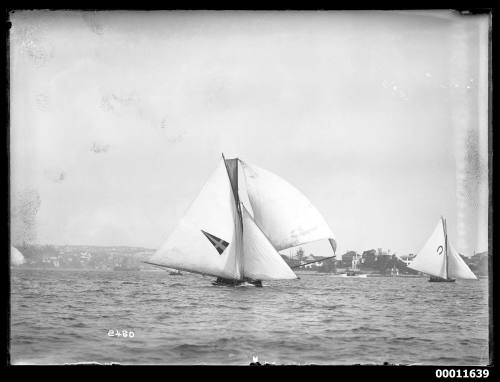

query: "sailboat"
xmin=11 ymin=246 xmax=25 ymax=266
xmin=144 ymin=154 xmax=337 ymax=287
xmin=408 ymin=217 xmax=478 ymax=282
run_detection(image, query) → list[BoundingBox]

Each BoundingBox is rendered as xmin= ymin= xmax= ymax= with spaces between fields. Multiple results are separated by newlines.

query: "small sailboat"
xmin=11 ymin=246 xmax=25 ymax=266
xmin=144 ymin=154 xmax=337 ymax=287
xmin=390 ymin=266 xmax=399 ymax=277
xmin=408 ymin=217 xmax=478 ymax=282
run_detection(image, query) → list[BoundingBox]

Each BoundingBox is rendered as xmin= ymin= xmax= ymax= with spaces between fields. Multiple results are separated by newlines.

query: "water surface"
xmin=10 ymin=269 xmax=489 ymax=365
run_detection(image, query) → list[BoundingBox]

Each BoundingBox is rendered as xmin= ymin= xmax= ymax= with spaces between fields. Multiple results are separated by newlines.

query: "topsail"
xmin=149 ymin=156 xmax=337 ymax=282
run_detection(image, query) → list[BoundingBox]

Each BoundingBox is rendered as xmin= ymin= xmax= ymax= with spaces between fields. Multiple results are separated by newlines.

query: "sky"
xmin=9 ymin=10 xmax=490 ymax=257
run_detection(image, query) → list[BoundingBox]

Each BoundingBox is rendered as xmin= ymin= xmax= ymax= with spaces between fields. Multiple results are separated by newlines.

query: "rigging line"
xmin=290 ymin=255 xmax=337 ymax=269
xmin=276 ymin=237 xmax=339 ymax=254
xmin=142 ymin=261 xmax=225 ymax=280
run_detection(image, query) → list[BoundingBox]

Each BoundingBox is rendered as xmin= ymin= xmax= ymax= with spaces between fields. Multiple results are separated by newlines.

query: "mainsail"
xmin=408 ymin=217 xmax=477 ymax=280
xmin=149 ymin=160 xmax=242 ymax=279
xmin=149 ymin=156 xmax=336 ymax=281
xmin=408 ymin=219 xmax=448 ymax=278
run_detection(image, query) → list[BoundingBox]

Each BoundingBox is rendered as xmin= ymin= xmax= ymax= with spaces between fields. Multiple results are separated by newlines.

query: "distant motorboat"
xmin=338 ymin=270 xmax=368 ymax=278
xmin=338 ymin=253 xmax=367 ymax=277
xmin=408 ymin=216 xmax=477 ymax=282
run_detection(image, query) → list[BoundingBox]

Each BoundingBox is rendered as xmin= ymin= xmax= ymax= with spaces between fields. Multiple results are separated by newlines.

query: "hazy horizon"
xmin=9 ymin=10 xmax=489 ymax=258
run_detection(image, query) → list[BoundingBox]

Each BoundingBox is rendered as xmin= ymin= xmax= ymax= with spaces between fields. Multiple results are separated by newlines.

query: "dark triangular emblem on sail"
xmin=201 ymin=230 xmax=229 ymax=255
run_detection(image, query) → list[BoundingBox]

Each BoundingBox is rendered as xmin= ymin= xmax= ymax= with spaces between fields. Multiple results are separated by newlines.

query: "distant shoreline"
xmin=10 ymin=267 xmax=453 ymax=278
xmin=10 ymin=267 xmax=163 ymax=272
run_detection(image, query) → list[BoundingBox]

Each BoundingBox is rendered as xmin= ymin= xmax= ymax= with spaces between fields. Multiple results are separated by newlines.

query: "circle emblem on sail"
xmin=437 ymin=245 xmax=444 ymax=255
xmin=201 ymin=230 xmax=229 ymax=255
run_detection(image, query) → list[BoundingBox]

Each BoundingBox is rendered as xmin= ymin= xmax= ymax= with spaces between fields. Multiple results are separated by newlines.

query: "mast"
xmin=222 ymin=153 xmax=240 ymax=209
xmin=222 ymin=153 xmax=244 ymax=280
xmin=443 ymin=216 xmax=449 ymax=280
xmin=328 ymin=238 xmax=337 ymax=256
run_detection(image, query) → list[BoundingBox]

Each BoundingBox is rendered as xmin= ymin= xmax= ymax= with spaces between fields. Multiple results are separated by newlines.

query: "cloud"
xmin=160 ymin=117 xmax=186 ymax=143
xmin=35 ymin=92 xmax=50 ymax=111
xmin=44 ymin=168 xmax=66 ymax=183
xmin=90 ymin=142 xmax=110 ymax=154
xmin=100 ymin=93 xmax=141 ymax=113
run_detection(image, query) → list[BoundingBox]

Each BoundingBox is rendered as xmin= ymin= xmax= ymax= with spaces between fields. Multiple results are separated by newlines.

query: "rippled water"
xmin=10 ymin=269 xmax=489 ymax=365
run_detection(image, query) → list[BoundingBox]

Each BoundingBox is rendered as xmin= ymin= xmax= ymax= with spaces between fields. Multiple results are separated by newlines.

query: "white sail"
xmin=241 ymin=206 xmax=297 ymax=280
xmin=240 ymin=160 xmax=335 ymax=251
xmin=11 ymin=246 xmax=25 ymax=265
xmin=237 ymin=160 xmax=254 ymax=218
xmin=447 ymin=242 xmax=478 ymax=280
xmin=151 ymin=156 xmax=336 ymax=282
xmin=408 ymin=219 xmax=447 ymax=278
xmin=149 ymin=159 xmax=242 ymax=279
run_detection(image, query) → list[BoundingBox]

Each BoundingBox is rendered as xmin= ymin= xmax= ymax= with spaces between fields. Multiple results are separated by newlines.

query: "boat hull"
xmin=338 ymin=273 xmax=367 ymax=278
xmin=212 ymin=277 xmax=263 ymax=287
xmin=428 ymin=276 xmax=456 ymax=282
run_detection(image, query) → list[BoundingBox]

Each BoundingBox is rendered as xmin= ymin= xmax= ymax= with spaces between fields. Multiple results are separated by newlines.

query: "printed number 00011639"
xmin=435 ymin=369 xmax=489 ymax=378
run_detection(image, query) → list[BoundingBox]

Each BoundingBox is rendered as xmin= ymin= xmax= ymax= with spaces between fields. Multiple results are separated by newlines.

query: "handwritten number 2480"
xmin=108 ymin=329 xmax=135 ymax=338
